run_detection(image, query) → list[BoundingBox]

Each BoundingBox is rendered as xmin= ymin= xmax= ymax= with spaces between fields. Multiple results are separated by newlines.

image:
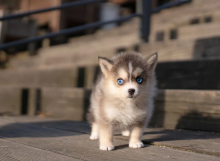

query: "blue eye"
xmin=136 ymin=78 xmax=143 ymax=84
xmin=117 ymin=79 xmax=124 ymax=85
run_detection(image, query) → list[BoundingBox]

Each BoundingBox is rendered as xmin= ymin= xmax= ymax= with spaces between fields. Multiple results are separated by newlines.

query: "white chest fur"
xmin=104 ymin=100 xmax=147 ymax=126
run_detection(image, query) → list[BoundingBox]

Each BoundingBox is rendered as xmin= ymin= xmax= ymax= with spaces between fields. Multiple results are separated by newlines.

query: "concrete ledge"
xmin=1 ymin=59 xmax=220 ymax=90
xmin=8 ymin=18 xmax=140 ymax=69
xmin=0 ymin=87 xmax=219 ymax=132
xmin=179 ymin=23 xmax=220 ymax=41
xmin=150 ymin=0 xmax=220 ymax=42
xmin=150 ymin=90 xmax=220 ymax=132
xmin=0 ymin=87 xmax=21 ymax=115
xmin=41 ymin=88 xmax=91 ymax=121
xmin=0 ymin=66 xmax=78 ymax=87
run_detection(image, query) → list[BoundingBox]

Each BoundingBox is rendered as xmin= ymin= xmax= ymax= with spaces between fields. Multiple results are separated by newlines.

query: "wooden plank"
xmin=117 ymin=128 xmax=220 ymax=157
xmin=27 ymin=116 xmax=220 ymax=157
xmin=1 ymin=116 xmax=220 ymax=158
xmin=0 ymin=138 xmax=80 ymax=161
xmin=0 ymin=116 xmax=219 ymax=161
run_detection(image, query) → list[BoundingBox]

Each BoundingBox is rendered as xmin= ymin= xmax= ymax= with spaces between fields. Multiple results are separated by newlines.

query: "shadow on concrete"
xmin=148 ymin=90 xmax=220 ymax=133
xmin=143 ymin=109 xmax=220 ymax=143
xmin=142 ymin=127 xmax=220 ymax=144
xmin=175 ymin=111 xmax=220 ymax=132
xmin=83 ymin=89 xmax=92 ymax=121
xmin=156 ymin=60 xmax=220 ymax=90
xmin=0 ymin=117 xmax=219 ymax=144
xmin=0 ymin=119 xmax=91 ymax=138
xmin=149 ymin=90 xmax=165 ymax=128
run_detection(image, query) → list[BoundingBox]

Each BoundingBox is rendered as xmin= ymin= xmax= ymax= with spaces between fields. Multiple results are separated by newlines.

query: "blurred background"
xmin=0 ymin=0 xmax=219 ymax=132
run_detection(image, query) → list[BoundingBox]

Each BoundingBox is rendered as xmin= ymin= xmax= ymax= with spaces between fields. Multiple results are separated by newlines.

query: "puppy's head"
xmin=99 ymin=52 xmax=158 ymax=99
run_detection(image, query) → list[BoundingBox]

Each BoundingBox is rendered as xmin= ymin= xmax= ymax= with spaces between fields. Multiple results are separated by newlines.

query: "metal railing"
xmin=0 ymin=0 xmax=191 ymax=54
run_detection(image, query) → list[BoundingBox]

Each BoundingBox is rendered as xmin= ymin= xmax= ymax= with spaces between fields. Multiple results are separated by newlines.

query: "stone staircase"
xmin=1 ymin=59 xmax=220 ymax=132
xmin=1 ymin=86 xmax=220 ymax=132
xmin=8 ymin=18 xmax=140 ymax=69
xmin=0 ymin=0 xmax=220 ymax=132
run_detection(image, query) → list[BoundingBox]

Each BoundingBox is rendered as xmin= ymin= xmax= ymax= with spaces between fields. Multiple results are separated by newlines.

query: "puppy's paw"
xmin=90 ymin=134 xmax=99 ymax=140
xmin=100 ymin=145 xmax=114 ymax=151
xmin=129 ymin=142 xmax=144 ymax=148
xmin=121 ymin=130 xmax=130 ymax=136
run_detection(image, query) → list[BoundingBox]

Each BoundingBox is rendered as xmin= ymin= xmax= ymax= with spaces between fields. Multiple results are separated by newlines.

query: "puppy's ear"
xmin=146 ymin=53 xmax=158 ymax=73
xmin=98 ymin=56 xmax=113 ymax=76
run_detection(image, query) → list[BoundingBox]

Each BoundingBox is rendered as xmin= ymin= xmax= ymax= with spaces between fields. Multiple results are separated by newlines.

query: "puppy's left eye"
xmin=117 ymin=78 xmax=124 ymax=85
xmin=136 ymin=77 xmax=143 ymax=84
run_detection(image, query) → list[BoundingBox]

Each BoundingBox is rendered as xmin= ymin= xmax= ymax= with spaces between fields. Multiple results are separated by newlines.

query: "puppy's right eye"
xmin=117 ymin=79 xmax=124 ymax=85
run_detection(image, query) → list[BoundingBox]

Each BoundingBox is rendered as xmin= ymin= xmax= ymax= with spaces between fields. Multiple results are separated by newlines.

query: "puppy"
xmin=87 ymin=52 xmax=158 ymax=151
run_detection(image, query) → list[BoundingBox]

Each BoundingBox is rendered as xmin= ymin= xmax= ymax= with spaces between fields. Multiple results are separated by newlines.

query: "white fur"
xmin=104 ymin=99 xmax=147 ymax=127
xmin=90 ymin=135 xmax=99 ymax=140
xmin=128 ymin=61 xmax=132 ymax=82
xmin=100 ymin=145 xmax=114 ymax=151
xmin=129 ymin=142 xmax=144 ymax=148
xmin=121 ymin=82 xmax=138 ymax=98
xmin=90 ymin=123 xmax=99 ymax=140
xmin=121 ymin=130 xmax=130 ymax=136
xmin=118 ymin=68 xmax=128 ymax=80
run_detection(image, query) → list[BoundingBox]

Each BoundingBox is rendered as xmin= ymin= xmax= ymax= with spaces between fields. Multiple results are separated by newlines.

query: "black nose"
xmin=128 ymin=89 xmax=135 ymax=95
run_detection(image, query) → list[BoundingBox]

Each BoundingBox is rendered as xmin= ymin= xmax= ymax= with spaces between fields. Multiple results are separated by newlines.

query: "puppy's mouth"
xmin=128 ymin=95 xmax=135 ymax=98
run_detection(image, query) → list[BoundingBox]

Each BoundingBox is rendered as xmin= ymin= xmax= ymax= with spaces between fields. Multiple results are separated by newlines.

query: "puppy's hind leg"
xmin=121 ymin=129 xmax=130 ymax=136
xmin=90 ymin=122 xmax=99 ymax=140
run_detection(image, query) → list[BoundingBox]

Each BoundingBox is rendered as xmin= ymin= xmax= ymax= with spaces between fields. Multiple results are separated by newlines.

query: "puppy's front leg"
xmin=129 ymin=126 xmax=144 ymax=148
xmin=90 ymin=122 xmax=99 ymax=140
xmin=99 ymin=122 xmax=114 ymax=151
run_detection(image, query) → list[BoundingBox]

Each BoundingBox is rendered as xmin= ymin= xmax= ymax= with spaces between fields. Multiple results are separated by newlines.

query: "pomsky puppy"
xmin=87 ymin=52 xmax=158 ymax=151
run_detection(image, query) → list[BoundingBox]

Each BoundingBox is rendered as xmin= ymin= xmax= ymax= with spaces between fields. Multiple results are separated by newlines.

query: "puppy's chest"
xmin=104 ymin=101 xmax=146 ymax=125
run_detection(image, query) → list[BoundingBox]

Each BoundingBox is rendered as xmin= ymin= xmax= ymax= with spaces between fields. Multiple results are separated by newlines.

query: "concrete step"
xmin=151 ymin=22 xmax=220 ymax=43
xmin=178 ymin=23 xmax=220 ymax=41
xmin=151 ymin=0 xmax=220 ymax=27
xmin=0 ymin=65 xmax=79 ymax=88
xmin=5 ymin=0 xmax=220 ymax=70
xmin=140 ymin=36 xmax=220 ymax=62
xmin=7 ymin=15 xmax=220 ymax=69
xmin=0 ymin=64 xmax=100 ymax=88
xmin=1 ymin=59 xmax=220 ymax=90
xmin=8 ymin=18 xmax=140 ymax=69
xmin=150 ymin=0 xmax=220 ymax=42
xmin=9 ymin=28 xmax=220 ymax=70
xmin=1 ymin=86 xmax=219 ymax=132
